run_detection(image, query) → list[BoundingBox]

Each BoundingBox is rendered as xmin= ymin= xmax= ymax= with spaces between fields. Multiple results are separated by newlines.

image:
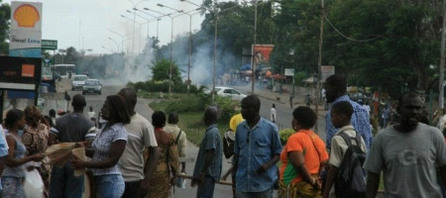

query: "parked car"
xmin=82 ymin=79 xmax=102 ymax=95
xmin=205 ymin=86 xmax=247 ymax=101
xmin=72 ymin=75 xmax=88 ymax=90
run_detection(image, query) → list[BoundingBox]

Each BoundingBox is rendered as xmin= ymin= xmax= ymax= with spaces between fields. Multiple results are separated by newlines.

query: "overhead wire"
xmin=323 ymin=13 xmax=385 ymax=43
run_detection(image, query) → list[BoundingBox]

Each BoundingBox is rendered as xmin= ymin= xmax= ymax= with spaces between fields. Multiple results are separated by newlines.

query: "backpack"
xmin=334 ymin=131 xmax=366 ymax=198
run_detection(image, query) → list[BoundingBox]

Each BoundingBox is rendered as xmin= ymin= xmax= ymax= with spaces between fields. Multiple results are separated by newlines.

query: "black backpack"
xmin=334 ymin=131 xmax=366 ymax=198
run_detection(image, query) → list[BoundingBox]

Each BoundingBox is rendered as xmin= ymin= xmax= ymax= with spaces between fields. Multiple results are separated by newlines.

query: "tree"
xmin=0 ymin=2 xmax=10 ymax=54
xmin=150 ymin=59 xmax=181 ymax=83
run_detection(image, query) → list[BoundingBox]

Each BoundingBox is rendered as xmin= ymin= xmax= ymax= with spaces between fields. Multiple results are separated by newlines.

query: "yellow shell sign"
xmin=14 ymin=4 xmax=40 ymax=28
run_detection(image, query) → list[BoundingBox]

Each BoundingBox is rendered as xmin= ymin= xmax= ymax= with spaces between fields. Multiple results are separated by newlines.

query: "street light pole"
xmin=128 ymin=10 xmax=151 ymax=39
xmin=127 ymin=0 xmax=151 ymax=54
xmin=108 ymin=29 xmax=126 ymax=53
xmin=108 ymin=37 xmax=120 ymax=52
xmin=147 ymin=7 xmax=182 ymax=94
xmin=213 ymin=8 xmax=218 ymax=104
xmin=187 ymin=13 xmax=193 ymax=92
xmin=159 ymin=5 xmax=199 ymax=93
xmin=179 ymin=0 xmax=239 ymax=103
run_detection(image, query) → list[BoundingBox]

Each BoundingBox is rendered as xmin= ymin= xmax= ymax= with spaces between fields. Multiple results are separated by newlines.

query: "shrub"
xmin=214 ymin=96 xmax=238 ymax=126
xmin=279 ymin=128 xmax=295 ymax=145
xmin=165 ymin=94 xmax=208 ymax=114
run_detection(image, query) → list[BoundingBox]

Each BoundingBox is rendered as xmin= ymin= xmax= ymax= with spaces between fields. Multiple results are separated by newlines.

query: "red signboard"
xmin=252 ymin=44 xmax=274 ymax=65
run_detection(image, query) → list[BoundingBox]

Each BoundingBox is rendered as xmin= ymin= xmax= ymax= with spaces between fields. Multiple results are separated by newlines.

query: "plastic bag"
xmin=23 ymin=169 xmax=44 ymax=198
xmin=175 ymin=172 xmax=187 ymax=189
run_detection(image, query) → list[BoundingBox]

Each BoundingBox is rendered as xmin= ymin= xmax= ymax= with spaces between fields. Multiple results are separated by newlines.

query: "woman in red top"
xmin=279 ymin=106 xmax=329 ymax=198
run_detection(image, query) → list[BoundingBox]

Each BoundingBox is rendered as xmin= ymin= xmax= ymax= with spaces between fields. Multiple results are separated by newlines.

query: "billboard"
xmin=0 ymin=56 xmax=41 ymax=90
xmin=9 ymin=2 xmax=42 ymax=57
xmin=252 ymin=44 xmax=274 ymax=65
xmin=321 ymin=66 xmax=335 ymax=82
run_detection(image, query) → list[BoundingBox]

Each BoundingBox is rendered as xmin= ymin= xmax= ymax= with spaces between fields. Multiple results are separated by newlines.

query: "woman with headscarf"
xmin=145 ymin=111 xmax=179 ymax=198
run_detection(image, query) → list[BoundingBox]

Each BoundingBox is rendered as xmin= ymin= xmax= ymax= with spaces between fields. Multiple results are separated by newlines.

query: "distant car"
xmin=82 ymin=79 xmax=102 ymax=95
xmin=205 ymin=86 xmax=247 ymax=101
xmin=72 ymin=75 xmax=88 ymax=90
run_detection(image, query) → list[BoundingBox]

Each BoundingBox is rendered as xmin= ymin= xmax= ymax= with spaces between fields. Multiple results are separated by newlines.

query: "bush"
xmin=165 ymin=94 xmax=209 ymax=114
xmin=146 ymin=80 xmax=169 ymax=92
xmin=214 ymin=96 xmax=238 ymax=125
xmin=279 ymin=128 xmax=295 ymax=145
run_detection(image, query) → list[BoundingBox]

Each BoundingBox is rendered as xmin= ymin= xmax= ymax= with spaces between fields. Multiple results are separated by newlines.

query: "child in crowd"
xmin=322 ymin=101 xmax=366 ymax=198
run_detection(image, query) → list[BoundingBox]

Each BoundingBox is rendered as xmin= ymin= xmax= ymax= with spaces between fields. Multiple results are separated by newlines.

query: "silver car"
xmin=207 ymin=86 xmax=247 ymax=101
xmin=72 ymin=75 xmax=88 ymax=90
xmin=82 ymin=79 xmax=102 ymax=95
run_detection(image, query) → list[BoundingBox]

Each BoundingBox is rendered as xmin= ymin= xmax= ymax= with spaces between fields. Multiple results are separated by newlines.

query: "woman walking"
xmin=72 ymin=95 xmax=130 ymax=198
xmin=2 ymin=109 xmax=44 ymax=198
xmin=278 ymin=107 xmax=328 ymax=198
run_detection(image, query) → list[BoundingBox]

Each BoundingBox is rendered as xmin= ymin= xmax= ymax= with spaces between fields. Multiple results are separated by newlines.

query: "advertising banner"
xmin=7 ymin=1 xmax=43 ymax=99
xmin=9 ymin=2 xmax=42 ymax=57
xmin=321 ymin=66 xmax=335 ymax=82
xmin=252 ymin=44 xmax=274 ymax=65
xmin=0 ymin=56 xmax=41 ymax=90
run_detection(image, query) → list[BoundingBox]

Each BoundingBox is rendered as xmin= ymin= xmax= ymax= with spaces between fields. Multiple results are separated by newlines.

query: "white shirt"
xmin=270 ymin=107 xmax=276 ymax=122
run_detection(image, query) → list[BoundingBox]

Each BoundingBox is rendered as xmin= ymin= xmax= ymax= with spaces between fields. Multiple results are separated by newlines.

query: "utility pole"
xmin=315 ymin=0 xmax=325 ymax=131
xmin=212 ymin=0 xmax=218 ymax=104
xmin=188 ymin=14 xmax=192 ymax=93
xmin=251 ymin=0 xmax=258 ymax=94
xmin=439 ymin=0 xmax=446 ymax=113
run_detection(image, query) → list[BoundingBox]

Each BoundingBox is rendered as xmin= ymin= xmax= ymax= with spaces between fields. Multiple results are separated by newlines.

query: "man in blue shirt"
xmin=233 ymin=95 xmax=282 ymax=198
xmin=324 ymin=74 xmax=373 ymax=150
xmin=192 ymin=107 xmax=222 ymax=198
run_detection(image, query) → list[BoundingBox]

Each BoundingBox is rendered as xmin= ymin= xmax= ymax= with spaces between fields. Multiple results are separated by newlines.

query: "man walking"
xmin=118 ymin=88 xmax=160 ymax=198
xmin=324 ymin=74 xmax=372 ymax=150
xmin=48 ymin=94 xmax=95 ymax=198
xmin=233 ymin=95 xmax=282 ymax=197
xmin=270 ymin=104 xmax=276 ymax=123
xmin=192 ymin=107 xmax=223 ymax=198
xmin=364 ymin=91 xmax=446 ymax=198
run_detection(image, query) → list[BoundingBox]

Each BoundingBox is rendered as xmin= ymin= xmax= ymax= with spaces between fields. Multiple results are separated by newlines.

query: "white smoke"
xmin=122 ymin=38 xmax=155 ymax=83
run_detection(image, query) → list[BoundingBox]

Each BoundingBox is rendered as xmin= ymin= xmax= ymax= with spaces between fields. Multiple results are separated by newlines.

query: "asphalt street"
xmin=42 ymin=79 xmax=328 ymax=198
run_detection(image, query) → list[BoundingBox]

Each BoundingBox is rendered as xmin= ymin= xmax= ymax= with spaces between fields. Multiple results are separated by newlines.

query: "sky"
xmin=3 ymin=0 xmax=219 ymax=55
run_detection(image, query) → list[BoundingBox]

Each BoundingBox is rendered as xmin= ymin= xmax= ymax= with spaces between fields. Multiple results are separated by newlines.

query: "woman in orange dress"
xmin=145 ymin=111 xmax=179 ymax=198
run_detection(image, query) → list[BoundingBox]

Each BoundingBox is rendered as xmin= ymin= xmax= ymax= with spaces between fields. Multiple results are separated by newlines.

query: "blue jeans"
xmin=235 ymin=187 xmax=274 ymax=198
xmin=49 ymin=162 xmax=84 ymax=198
xmin=196 ymin=175 xmax=216 ymax=198
xmin=94 ymin=174 xmax=125 ymax=198
xmin=2 ymin=177 xmax=25 ymax=198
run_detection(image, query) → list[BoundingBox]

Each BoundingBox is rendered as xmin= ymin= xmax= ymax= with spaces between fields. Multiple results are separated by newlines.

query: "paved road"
xmin=42 ymin=79 xmax=329 ymax=198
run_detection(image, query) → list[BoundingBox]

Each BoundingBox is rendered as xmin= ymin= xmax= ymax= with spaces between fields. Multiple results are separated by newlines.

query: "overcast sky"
xmin=4 ymin=0 xmax=220 ymax=54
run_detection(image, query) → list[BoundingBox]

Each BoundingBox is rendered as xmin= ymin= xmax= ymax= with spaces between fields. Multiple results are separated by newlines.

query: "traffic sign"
xmin=41 ymin=39 xmax=58 ymax=50
xmin=284 ymin=68 xmax=295 ymax=76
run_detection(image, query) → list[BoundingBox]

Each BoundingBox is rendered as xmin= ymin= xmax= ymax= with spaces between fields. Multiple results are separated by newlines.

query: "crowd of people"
xmin=0 ymin=73 xmax=445 ymax=198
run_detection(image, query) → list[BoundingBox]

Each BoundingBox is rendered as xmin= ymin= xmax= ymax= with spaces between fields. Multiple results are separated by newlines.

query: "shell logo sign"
xmin=9 ymin=1 xmax=42 ymax=54
xmin=13 ymin=4 xmax=40 ymax=28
